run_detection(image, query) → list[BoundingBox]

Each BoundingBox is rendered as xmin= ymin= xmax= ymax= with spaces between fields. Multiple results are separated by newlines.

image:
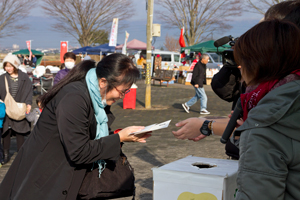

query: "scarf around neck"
xmin=240 ymin=70 xmax=300 ymax=121
xmin=85 ymin=68 xmax=109 ymax=177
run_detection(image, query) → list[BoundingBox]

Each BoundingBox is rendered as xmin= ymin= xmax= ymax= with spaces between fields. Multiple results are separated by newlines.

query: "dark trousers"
xmin=3 ymin=129 xmax=25 ymax=152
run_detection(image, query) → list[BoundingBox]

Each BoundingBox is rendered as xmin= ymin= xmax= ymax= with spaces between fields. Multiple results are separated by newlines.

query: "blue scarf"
xmin=85 ymin=68 xmax=109 ymax=177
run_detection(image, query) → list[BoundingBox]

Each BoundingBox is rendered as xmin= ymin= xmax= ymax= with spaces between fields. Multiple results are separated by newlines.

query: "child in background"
xmin=25 ymin=96 xmax=43 ymax=126
xmin=0 ymin=100 xmax=5 ymax=167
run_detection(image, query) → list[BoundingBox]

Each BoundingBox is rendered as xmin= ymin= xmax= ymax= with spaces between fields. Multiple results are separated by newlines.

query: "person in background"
xmin=189 ymin=54 xmax=200 ymax=70
xmin=25 ymin=95 xmax=43 ymax=126
xmin=54 ymin=52 xmax=76 ymax=85
xmin=0 ymin=54 xmax=151 ymax=199
xmin=83 ymin=55 xmax=92 ymax=61
xmin=31 ymin=55 xmax=37 ymax=68
xmin=154 ymin=54 xmax=162 ymax=72
xmin=23 ymin=55 xmax=31 ymax=66
xmin=182 ymin=54 xmax=210 ymax=115
xmin=136 ymin=55 xmax=146 ymax=69
xmin=0 ymin=100 xmax=5 ymax=167
xmin=17 ymin=54 xmax=23 ymax=64
xmin=0 ymin=54 xmax=32 ymax=164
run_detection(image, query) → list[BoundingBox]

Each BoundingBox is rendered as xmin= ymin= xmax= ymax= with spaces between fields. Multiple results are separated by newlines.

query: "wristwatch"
xmin=200 ymin=120 xmax=212 ymax=136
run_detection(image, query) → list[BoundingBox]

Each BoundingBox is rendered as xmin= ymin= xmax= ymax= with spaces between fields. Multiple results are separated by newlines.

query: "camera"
xmin=214 ymin=35 xmax=238 ymax=68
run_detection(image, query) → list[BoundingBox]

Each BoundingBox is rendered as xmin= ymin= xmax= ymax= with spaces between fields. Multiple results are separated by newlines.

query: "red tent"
xmin=115 ymin=39 xmax=154 ymax=50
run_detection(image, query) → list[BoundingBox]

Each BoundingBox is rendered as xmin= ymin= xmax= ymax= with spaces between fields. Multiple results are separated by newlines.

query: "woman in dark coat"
xmin=0 ymin=53 xmax=150 ymax=200
xmin=0 ymin=54 xmax=32 ymax=164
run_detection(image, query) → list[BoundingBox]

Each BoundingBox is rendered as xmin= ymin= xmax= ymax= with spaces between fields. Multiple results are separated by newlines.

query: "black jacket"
xmin=0 ymin=79 xmax=120 ymax=200
xmin=0 ymin=71 xmax=32 ymax=134
xmin=191 ymin=61 xmax=206 ymax=87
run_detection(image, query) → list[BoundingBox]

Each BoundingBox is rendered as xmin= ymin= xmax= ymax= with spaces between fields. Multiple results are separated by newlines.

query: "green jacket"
xmin=235 ymin=80 xmax=300 ymax=200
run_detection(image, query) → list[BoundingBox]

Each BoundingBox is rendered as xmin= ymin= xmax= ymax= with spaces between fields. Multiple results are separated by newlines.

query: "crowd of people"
xmin=0 ymin=1 xmax=300 ymax=199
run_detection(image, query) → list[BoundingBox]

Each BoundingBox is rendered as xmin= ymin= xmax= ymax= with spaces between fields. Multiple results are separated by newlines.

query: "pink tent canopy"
xmin=115 ymin=39 xmax=154 ymax=50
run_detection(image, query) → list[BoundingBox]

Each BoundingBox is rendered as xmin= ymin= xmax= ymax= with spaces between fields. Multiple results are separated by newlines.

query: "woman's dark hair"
xmin=63 ymin=52 xmax=76 ymax=61
xmin=234 ymin=19 xmax=300 ymax=86
xmin=36 ymin=95 xmax=42 ymax=105
xmin=96 ymin=53 xmax=140 ymax=92
xmin=40 ymin=60 xmax=96 ymax=107
xmin=4 ymin=62 xmax=18 ymax=74
xmin=40 ymin=53 xmax=139 ymax=108
xmin=265 ymin=1 xmax=300 ymax=28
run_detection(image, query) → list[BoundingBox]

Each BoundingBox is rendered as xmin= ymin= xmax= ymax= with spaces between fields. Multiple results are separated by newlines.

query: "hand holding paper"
xmin=130 ymin=120 xmax=172 ymax=135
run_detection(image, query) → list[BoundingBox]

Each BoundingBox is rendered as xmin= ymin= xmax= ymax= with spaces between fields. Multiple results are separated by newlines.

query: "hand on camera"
xmin=118 ymin=126 xmax=152 ymax=143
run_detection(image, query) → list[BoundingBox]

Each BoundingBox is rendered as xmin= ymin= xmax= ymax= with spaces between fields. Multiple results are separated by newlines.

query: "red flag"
xmin=26 ymin=40 xmax=32 ymax=60
xmin=60 ymin=41 xmax=68 ymax=63
xmin=179 ymin=27 xmax=186 ymax=47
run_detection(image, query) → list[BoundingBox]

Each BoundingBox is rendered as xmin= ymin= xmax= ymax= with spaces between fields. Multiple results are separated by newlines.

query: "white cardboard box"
xmin=152 ymin=156 xmax=239 ymax=200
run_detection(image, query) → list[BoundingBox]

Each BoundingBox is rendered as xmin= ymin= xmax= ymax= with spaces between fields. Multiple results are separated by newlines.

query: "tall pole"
xmin=145 ymin=0 xmax=153 ymax=109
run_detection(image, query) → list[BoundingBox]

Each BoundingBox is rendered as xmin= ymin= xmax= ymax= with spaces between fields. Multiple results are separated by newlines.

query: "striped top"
xmin=9 ymin=76 xmax=19 ymax=99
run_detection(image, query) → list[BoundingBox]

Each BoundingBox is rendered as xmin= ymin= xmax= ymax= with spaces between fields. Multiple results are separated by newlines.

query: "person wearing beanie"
xmin=0 ymin=54 xmax=32 ymax=164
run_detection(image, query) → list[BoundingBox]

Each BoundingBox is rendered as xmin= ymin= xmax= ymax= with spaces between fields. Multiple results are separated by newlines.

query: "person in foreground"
xmin=173 ymin=0 xmax=300 ymax=148
xmin=0 ymin=53 xmax=151 ymax=200
xmin=233 ymin=19 xmax=300 ymax=199
xmin=180 ymin=20 xmax=300 ymax=199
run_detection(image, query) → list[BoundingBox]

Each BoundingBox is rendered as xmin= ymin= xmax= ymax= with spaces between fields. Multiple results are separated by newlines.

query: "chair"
xmin=41 ymin=77 xmax=53 ymax=95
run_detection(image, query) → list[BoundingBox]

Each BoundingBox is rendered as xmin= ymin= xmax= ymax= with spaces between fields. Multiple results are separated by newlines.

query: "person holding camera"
xmin=173 ymin=1 xmax=300 ymax=160
xmin=182 ymin=54 xmax=210 ymax=115
xmin=233 ymin=19 xmax=300 ymax=199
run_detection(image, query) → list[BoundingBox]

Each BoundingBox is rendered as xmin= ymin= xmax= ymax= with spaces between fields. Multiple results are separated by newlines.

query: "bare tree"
xmin=156 ymin=0 xmax=242 ymax=46
xmin=164 ymin=34 xmax=180 ymax=51
xmin=245 ymin=0 xmax=287 ymax=15
xmin=41 ymin=0 xmax=134 ymax=47
xmin=0 ymin=0 xmax=35 ymax=38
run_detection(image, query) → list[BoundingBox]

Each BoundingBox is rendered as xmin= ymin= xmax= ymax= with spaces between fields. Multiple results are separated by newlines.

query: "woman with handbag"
xmin=0 ymin=54 xmax=32 ymax=164
xmin=0 ymin=53 xmax=151 ymax=200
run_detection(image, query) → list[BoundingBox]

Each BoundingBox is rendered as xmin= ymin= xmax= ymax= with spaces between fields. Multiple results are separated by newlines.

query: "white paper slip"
xmin=130 ymin=120 xmax=172 ymax=135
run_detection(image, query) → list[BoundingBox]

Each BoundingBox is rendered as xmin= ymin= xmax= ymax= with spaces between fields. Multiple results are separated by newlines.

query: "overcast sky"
xmin=0 ymin=0 xmax=262 ymax=50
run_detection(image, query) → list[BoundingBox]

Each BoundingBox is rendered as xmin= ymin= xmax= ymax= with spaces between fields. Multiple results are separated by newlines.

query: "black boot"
xmin=3 ymin=149 xmax=10 ymax=164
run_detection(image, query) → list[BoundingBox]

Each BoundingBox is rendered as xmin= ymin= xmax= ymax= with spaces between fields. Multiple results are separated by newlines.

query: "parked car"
xmin=206 ymin=53 xmax=223 ymax=69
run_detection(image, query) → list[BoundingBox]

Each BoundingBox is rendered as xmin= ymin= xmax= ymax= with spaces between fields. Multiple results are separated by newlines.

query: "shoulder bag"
xmin=4 ymin=76 xmax=27 ymax=121
xmin=78 ymin=150 xmax=135 ymax=200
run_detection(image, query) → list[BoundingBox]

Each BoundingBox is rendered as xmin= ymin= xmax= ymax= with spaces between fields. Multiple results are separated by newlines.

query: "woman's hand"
xmin=228 ymin=111 xmax=244 ymax=128
xmin=172 ymin=117 xmax=206 ymax=140
xmin=26 ymin=104 xmax=31 ymax=114
xmin=118 ymin=126 xmax=152 ymax=143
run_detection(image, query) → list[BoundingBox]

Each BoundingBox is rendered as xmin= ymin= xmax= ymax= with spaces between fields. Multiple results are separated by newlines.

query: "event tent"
xmin=13 ymin=49 xmax=44 ymax=66
xmin=115 ymin=39 xmax=154 ymax=50
xmin=72 ymin=46 xmax=91 ymax=54
xmin=181 ymin=40 xmax=231 ymax=53
xmin=86 ymin=43 xmax=120 ymax=55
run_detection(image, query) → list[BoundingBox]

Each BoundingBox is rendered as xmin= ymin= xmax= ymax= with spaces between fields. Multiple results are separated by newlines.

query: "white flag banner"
xmin=122 ymin=31 xmax=130 ymax=55
xmin=109 ymin=18 xmax=119 ymax=46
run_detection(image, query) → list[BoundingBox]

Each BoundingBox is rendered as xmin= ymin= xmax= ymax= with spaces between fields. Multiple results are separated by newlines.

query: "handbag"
xmin=4 ymin=76 xmax=27 ymax=121
xmin=78 ymin=150 xmax=135 ymax=200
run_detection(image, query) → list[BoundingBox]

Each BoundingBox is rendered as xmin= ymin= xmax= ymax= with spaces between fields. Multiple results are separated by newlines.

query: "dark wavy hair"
xmin=265 ymin=0 xmax=300 ymax=28
xmin=41 ymin=53 xmax=139 ymax=107
xmin=234 ymin=19 xmax=300 ymax=86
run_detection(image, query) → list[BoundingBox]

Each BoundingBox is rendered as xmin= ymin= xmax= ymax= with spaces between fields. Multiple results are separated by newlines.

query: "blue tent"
xmin=72 ymin=46 xmax=91 ymax=54
xmin=86 ymin=43 xmax=121 ymax=55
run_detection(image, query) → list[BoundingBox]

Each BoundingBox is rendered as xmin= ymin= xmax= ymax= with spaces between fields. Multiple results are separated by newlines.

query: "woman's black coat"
xmin=0 ymin=79 xmax=121 ymax=200
xmin=0 ymin=71 xmax=32 ymax=134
